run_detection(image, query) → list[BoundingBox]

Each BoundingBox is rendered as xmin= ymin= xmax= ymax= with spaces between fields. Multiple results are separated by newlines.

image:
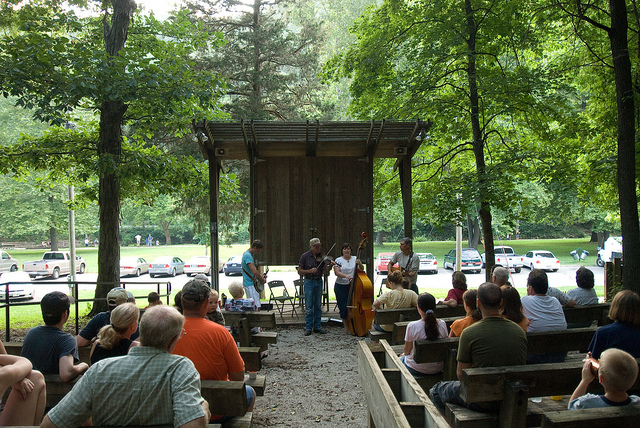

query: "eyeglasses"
xmin=180 ymin=328 xmax=187 ymax=337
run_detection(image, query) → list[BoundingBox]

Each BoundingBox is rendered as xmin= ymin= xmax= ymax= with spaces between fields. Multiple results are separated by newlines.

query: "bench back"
xmin=201 ymin=380 xmax=249 ymax=416
xmin=460 ymin=358 xmax=640 ymax=404
xmin=374 ymin=305 xmax=466 ymax=325
xmin=223 ymin=311 xmax=277 ymax=328
xmin=4 ymin=341 xmax=92 ymax=365
xmin=541 ymin=406 xmax=640 ymax=428
xmin=563 ymin=303 xmax=610 ymax=326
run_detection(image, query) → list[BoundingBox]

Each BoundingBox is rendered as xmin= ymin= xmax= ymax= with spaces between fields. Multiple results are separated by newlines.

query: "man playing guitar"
xmin=387 ymin=237 xmax=420 ymax=294
xmin=242 ymin=240 xmax=267 ymax=309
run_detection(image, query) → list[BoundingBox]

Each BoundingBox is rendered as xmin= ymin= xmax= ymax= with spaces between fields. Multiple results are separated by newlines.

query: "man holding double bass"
xmin=298 ymin=238 xmax=334 ymax=336
xmin=388 ymin=237 xmax=420 ymax=294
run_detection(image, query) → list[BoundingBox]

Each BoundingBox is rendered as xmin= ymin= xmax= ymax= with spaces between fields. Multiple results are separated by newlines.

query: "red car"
xmin=375 ymin=252 xmax=397 ymax=274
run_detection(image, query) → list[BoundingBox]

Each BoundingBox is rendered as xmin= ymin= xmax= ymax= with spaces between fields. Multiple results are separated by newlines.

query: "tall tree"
xmin=0 ymin=1 xmax=225 ymax=311
xmin=325 ymin=0 xmax=573 ymax=279
xmin=554 ymin=0 xmax=640 ymax=291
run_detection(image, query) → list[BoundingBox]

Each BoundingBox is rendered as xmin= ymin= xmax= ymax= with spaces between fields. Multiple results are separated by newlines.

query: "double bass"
xmin=345 ymin=232 xmax=375 ymax=337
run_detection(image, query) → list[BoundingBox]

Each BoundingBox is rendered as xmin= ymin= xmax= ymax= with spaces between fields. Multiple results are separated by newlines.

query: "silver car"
xmin=184 ymin=256 xmax=211 ymax=276
xmin=119 ymin=257 xmax=149 ymax=277
xmin=149 ymin=256 xmax=185 ymax=278
xmin=0 ymin=251 xmax=18 ymax=272
xmin=0 ymin=271 xmax=34 ymax=301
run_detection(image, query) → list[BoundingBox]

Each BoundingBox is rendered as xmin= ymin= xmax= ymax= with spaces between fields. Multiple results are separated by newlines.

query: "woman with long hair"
xmin=588 ymin=290 xmax=640 ymax=359
xmin=372 ymin=270 xmax=418 ymax=332
xmin=90 ymin=303 xmax=140 ymax=364
xmin=449 ymin=289 xmax=482 ymax=337
xmin=401 ymin=293 xmax=448 ymax=376
xmin=334 ymin=242 xmax=364 ymax=333
xmin=440 ymin=271 xmax=467 ymax=307
xmin=500 ymin=285 xmax=529 ymax=332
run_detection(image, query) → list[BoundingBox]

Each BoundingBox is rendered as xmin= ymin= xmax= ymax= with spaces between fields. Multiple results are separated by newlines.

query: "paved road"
xmin=26 ymin=263 xmax=602 ymax=303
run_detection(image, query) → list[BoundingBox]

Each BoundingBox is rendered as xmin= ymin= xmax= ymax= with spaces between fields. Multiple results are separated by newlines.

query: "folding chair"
xmin=268 ymin=280 xmax=298 ymax=321
xmin=293 ymin=278 xmax=304 ymax=308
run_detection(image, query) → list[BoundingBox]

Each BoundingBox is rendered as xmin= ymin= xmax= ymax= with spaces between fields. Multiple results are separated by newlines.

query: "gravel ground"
xmin=252 ymin=325 xmax=369 ymax=427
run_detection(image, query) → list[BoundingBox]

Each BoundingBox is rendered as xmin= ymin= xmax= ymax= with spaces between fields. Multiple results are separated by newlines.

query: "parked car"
xmin=0 ymin=271 xmax=34 ymax=301
xmin=119 ymin=257 xmax=149 ymax=277
xmin=596 ymin=236 xmax=623 ymax=267
xmin=417 ymin=253 xmax=438 ymax=274
xmin=149 ymin=256 xmax=184 ymax=278
xmin=184 ymin=256 xmax=212 ymax=276
xmin=0 ymin=251 xmax=18 ymax=272
xmin=523 ymin=250 xmax=560 ymax=272
xmin=443 ymin=248 xmax=483 ymax=273
xmin=481 ymin=246 xmax=523 ymax=273
xmin=375 ymin=252 xmax=396 ymax=274
xmin=223 ymin=255 xmax=243 ymax=276
xmin=22 ymin=251 xmax=86 ymax=279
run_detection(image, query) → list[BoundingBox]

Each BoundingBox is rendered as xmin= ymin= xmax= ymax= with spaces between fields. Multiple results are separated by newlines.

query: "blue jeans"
xmin=304 ymin=278 xmax=323 ymax=331
xmin=334 ymin=283 xmax=350 ymax=319
xmin=429 ymin=380 xmax=499 ymax=413
xmin=400 ymin=355 xmax=425 ymax=377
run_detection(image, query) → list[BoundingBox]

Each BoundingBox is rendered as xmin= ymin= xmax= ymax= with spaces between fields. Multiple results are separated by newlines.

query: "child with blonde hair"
xmin=206 ymin=289 xmax=225 ymax=326
xmin=569 ymin=348 xmax=640 ymax=409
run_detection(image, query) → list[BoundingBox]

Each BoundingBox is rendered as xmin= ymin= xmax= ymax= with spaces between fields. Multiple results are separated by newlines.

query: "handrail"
xmin=1 ymin=280 xmax=172 ymax=342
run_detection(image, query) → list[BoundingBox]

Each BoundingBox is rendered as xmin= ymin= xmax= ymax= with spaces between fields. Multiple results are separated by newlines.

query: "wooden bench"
xmin=224 ymin=311 xmax=278 ymax=352
xmin=358 ymin=339 xmax=450 ymax=428
xmin=447 ymin=358 xmax=640 ymax=428
xmin=541 ymin=406 xmax=640 ymax=427
xmin=563 ymin=303 xmax=611 ymax=327
xmin=411 ymin=327 xmax=598 ymax=386
xmin=369 ymin=305 xmax=466 ymax=342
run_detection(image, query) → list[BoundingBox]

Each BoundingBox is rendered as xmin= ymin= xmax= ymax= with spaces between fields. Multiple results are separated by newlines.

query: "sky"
xmin=135 ymin=0 xmax=183 ymax=18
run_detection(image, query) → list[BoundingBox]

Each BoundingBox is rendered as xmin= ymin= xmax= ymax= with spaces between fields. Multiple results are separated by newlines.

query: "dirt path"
xmin=252 ymin=325 xmax=369 ymax=427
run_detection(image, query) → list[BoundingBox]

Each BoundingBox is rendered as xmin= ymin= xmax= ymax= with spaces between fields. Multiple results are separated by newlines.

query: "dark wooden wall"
xmin=251 ymin=157 xmax=374 ymax=274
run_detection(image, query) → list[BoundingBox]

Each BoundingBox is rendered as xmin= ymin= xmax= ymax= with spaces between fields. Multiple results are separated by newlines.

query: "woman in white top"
xmin=401 ymin=292 xmax=449 ymax=376
xmin=334 ymin=243 xmax=364 ymax=332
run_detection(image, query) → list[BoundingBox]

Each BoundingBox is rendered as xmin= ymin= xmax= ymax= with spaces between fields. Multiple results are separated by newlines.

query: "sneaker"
xmin=304 ymin=329 xmax=312 ymax=336
xmin=314 ymin=328 xmax=327 ymax=334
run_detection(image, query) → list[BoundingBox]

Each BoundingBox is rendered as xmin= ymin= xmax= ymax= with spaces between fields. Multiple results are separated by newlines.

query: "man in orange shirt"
xmin=172 ymin=280 xmax=255 ymax=421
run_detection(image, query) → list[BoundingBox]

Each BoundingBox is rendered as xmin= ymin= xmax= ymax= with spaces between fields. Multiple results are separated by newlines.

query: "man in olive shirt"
xmin=429 ymin=282 xmax=527 ymax=412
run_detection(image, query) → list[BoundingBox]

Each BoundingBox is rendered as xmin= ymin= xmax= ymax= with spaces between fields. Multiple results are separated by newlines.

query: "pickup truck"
xmin=481 ymin=246 xmax=523 ymax=273
xmin=22 ymin=251 xmax=86 ymax=279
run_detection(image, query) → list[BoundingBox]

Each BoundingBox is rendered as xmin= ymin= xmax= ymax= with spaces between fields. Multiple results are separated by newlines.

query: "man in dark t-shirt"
xmin=22 ymin=291 xmax=88 ymax=382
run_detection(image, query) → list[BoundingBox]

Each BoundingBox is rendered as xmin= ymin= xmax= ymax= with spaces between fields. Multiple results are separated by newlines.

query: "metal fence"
xmin=1 ymin=280 xmax=173 ymax=342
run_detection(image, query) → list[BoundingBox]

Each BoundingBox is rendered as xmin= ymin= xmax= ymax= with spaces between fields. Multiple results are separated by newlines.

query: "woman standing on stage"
xmin=334 ymin=243 xmax=364 ymax=333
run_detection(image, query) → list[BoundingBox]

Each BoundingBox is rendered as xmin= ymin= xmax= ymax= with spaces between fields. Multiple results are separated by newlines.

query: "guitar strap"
xmin=405 ymin=252 xmax=414 ymax=271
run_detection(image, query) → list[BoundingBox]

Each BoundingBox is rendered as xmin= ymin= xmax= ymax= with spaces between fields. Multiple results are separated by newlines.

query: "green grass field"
xmin=1 ymin=238 xmax=602 ymax=333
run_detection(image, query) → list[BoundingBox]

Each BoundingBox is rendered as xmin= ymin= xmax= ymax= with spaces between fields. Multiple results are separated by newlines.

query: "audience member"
xmin=569 ymin=348 xmax=640 ymax=409
xmin=0 ymin=354 xmax=46 ymax=425
xmin=76 ymin=287 xmax=139 ymax=347
xmin=172 ymin=280 xmax=254 ymax=423
xmin=21 ymin=291 xmax=88 ymax=381
xmin=372 ymin=271 xmax=418 ymax=332
xmin=401 ymin=293 xmax=449 ymax=376
xmin=90 ymin=303 xmax=140 ymax=365
xmin=491 ymin=266 xmax=510 ymax=287
xmin=500 ymin=285 xmax=529 ymax=332
xmin=146 ymin=292 xmax=162 ymax=308
xmin=440 ymin=271 xmax=467 ymax=308
xmin=567 ymin=267 xmax=599 ymax=305
xmin=225 ymin=281 xmax=259 ymax=312
xmin=41 ymin=305 xmax=209 ymax=428
xmin=449 ymin=289 xmax=481 ymax=337
xmin=522 ymin=269 xmax=567 ymax=363
xmin=547 ymin=286 xmax=576 ymax=307
xmin=206 ymin=288 xmax=225 ymax=326
xmin=521 ymin=269 xmax=567 ymax=332
xmin=588 ymin=290 xmax=640 ymax=359
xmin=429 ymin=282 xmax=527 ymax=412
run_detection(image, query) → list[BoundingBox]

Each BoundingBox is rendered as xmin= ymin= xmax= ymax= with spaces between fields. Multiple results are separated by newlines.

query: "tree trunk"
xmin=49 ymin=226 xmax=58 ymax=251
xmin=609 ymin=0 xmax=640 ymax=292
xmin=375 ymin=230 xmax=386 ymax=245
xmin=161 ymin=220 xmax=171 ymax=245
xmin=465 ymin=0 xmax=494 ymax=281
xmin=91 ymin=0 xmax=136 ymax=314
xmin=467 ymin=214 xmax=481 ymax=249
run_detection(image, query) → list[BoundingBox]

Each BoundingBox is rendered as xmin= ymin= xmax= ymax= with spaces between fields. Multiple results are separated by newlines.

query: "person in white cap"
xmin=298 ymin=238 xmax=333 ymax=336
xmin=76 ymin=287 xmax=139 ymax=348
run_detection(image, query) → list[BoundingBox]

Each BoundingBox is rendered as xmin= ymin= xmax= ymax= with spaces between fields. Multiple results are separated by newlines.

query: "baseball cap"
xmin=309 ymin=238 xmax=321 ymax=247
xmin=181 ymin=280 xmax=211 ymax=303
xmin=107 ymin=287 xmax=129 ymax=306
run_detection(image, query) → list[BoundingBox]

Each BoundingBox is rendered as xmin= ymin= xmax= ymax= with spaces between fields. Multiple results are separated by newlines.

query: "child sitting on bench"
xmin=569 ymin=348 xmax=640 ymax=409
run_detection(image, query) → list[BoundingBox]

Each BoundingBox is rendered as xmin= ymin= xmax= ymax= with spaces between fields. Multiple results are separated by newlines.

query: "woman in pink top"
xmin=401 ymin=293 xmax=448 ymax=376
xmin=440 ymin=271 xmax=467 ymax=307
